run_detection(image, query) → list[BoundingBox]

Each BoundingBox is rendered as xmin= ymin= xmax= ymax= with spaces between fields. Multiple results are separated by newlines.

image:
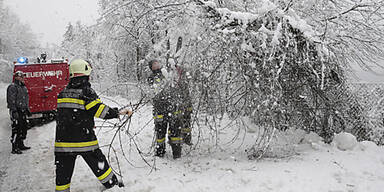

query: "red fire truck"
xmin=13 ymin=56 xmax=70 ymax=119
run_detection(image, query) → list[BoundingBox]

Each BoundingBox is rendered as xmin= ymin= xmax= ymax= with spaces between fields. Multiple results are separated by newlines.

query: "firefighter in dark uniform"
xmin=7 ymin=71 xmax=31 ymax=154
xmin=174 ymin=64 xmax=193 ymax=146
xmin=147 ymin=59 xmax=184 ymax=159
xmin=55 ymin=59 xmax=132 ymax=192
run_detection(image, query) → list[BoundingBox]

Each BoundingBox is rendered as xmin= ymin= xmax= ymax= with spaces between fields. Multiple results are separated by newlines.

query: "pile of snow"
xmin=331 ymin=132 xmax=379 ymax=152
xmin=358 ymin=140 xmax=379 ymax=151
xmin=270 ymin=130 xmax=380 ymax=155
xmin=333 ymin=132 xmax=358 ymax=151
xmin=303 ymin=131 xmax=324 ymax=144
xmin=298 ymin=131 xmax=326 ymax=151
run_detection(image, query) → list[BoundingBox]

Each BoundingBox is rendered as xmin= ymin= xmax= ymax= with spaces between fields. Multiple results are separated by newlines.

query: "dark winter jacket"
xmin=7 ymin=80 xmax=29 ymax=112
xmin=148 ymin=71 xmax=175 ymax=115
xmin=55 ymin=76 xmax=119 ymax=154
xmin=147 ymin=68 xmax=192 ymax=117
xmin=174 ymin=66 xmax=192 ymax=115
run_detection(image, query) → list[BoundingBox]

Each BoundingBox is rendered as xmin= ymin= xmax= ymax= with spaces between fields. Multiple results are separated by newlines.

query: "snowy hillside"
xmin=0 ymin=84 xmax=384 ymax=192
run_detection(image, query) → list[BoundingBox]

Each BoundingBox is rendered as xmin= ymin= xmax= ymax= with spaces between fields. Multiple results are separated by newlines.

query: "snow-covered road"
xmin=0 ymin=85 xmax=11 ymax=189
xmin=0 ymin=84 xmax=384 ymax=192
xmin=0 ymin=83 xmax=55 ymax=192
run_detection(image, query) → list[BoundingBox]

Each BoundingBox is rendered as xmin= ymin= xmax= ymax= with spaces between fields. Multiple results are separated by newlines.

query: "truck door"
xmin=40 ymin=63 xmax=69 ymax=112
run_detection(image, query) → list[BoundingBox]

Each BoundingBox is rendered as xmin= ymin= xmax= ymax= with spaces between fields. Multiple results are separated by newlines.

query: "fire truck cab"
xmin=13 ymin=55 xmax=69 ymax=119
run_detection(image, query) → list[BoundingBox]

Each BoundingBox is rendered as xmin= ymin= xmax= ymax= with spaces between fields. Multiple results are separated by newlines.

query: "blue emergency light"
xmin=17 ymin=57 xmax=28 ymax=64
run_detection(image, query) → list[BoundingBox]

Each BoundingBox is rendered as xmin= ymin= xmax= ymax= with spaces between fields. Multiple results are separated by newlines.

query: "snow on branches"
xmin=69 ymin=0 xmax=378 ymax=159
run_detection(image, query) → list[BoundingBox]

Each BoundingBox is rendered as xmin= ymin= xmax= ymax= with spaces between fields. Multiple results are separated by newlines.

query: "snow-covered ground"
xmin=1 ymin=84 xmax=384 ymax=192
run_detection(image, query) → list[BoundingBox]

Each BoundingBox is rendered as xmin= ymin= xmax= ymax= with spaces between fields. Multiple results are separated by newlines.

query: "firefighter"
xmin=7 ymin=71 xmax=31 ymax=154
xmin=174 ymin=64 xmax=193 ymax=146
xmin=55 ymin=59 xmax=132 ymax=192
xmin=147 ymin=59 xmax=184 ymax=159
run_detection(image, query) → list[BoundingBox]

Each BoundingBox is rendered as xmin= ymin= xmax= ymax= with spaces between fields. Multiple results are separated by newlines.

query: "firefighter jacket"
xmin=7 ymin=80 xmax=29 ymax=112
xmin=55 ymin=76 xmax=119 ymax=154
xmin=174 ymin=66 xmax=192 ymax=114
xmin=147 ymin=70 xmax=175 ymax=114
xmin=147 ymin=68 xmax=192 ymax=118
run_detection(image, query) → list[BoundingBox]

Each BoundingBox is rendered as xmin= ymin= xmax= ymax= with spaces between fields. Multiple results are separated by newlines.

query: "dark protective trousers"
xmin=180 ymin=110 xmax=192 ymax=144
xmin=55 ymin=149 xmax=117 ymax=191
xmin=154 ymin=112 xmax=183 ymax=157
xmin=10 ymin=110 xmax=28 ymax=148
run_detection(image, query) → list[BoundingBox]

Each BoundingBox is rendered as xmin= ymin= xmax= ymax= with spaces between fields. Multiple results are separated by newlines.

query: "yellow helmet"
xmin=69 ymin=59 xmax=92 ymax=77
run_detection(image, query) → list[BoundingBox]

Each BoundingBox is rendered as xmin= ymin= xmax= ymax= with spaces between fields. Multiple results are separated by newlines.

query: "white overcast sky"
xmin=4 ymin=0 xmax=99 ymax=45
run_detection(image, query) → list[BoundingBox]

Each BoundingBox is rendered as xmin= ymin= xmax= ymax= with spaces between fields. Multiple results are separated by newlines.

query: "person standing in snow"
xmin=147 ymin=59 xmax=191 ymax=158
xmin=55 ymin=59 xmax=132 ymax=192
xmin=7 ymin=71 xmax=31 ymax=154
xmin=172 ymin=64 xmax=193 ymax=146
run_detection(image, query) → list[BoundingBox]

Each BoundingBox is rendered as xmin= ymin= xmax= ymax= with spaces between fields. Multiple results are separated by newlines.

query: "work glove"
xmin=119 ymin=108 xmax=133 ymax=117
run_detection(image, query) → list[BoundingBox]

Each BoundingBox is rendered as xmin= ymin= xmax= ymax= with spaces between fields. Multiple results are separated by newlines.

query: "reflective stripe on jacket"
xmin=55 ymin=76 xmax=119 ymax=154
xmin=54 ymin=140 xmax=99 ymax=153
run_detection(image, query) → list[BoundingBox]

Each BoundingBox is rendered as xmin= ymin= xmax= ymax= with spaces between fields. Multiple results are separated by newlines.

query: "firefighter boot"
xmin=18 ymin=140 xmax=31 ymax=150
xmin=11 ymin=143 xmax=22 ymax=154
xmin=103 ymin=174 xmax=118 ymax=189
xmin=184 ymin=133 xmax=192 ymax=146
xmin=171 ymin=144 xmax=181 ymax=159
xmin=155 ymin=143 xmax=166 ymax=157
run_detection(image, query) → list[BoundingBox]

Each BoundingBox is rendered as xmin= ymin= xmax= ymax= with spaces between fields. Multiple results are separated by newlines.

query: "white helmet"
xmin=69 ymin=59 xmax=92 ymax=77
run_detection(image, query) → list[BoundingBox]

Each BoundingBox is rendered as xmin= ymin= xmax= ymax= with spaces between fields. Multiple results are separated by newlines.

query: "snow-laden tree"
xmin=60 ymin=22 xmax=107 ymax=81
xmin=288 ymin=0 xmax=384 ymax=73
xmin=0 ymin=3 xmax=39 ymax=82
xmin=61 ymin=22 xmax=93 ymax=59
xmin=232 ymin=0 xmax=384 ymax=72
xmin=180 ymin=0 xmax=371 ymax=157
xmin=68 ymin=0 xmax=382 ymax=158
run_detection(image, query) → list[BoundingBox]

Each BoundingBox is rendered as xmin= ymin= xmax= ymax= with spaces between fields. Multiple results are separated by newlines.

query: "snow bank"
xmin=358 ymin=140 xmax=379 ymax=152
xmin=303 ymin=131 xmax=324 ymax=144
xmin=333 ymin=132 xmax=358 ymax=151
xmin=331 ymin=132 xmax=379 ymax=152
xmin=273 ymin=130 xmax=376 ymax=153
